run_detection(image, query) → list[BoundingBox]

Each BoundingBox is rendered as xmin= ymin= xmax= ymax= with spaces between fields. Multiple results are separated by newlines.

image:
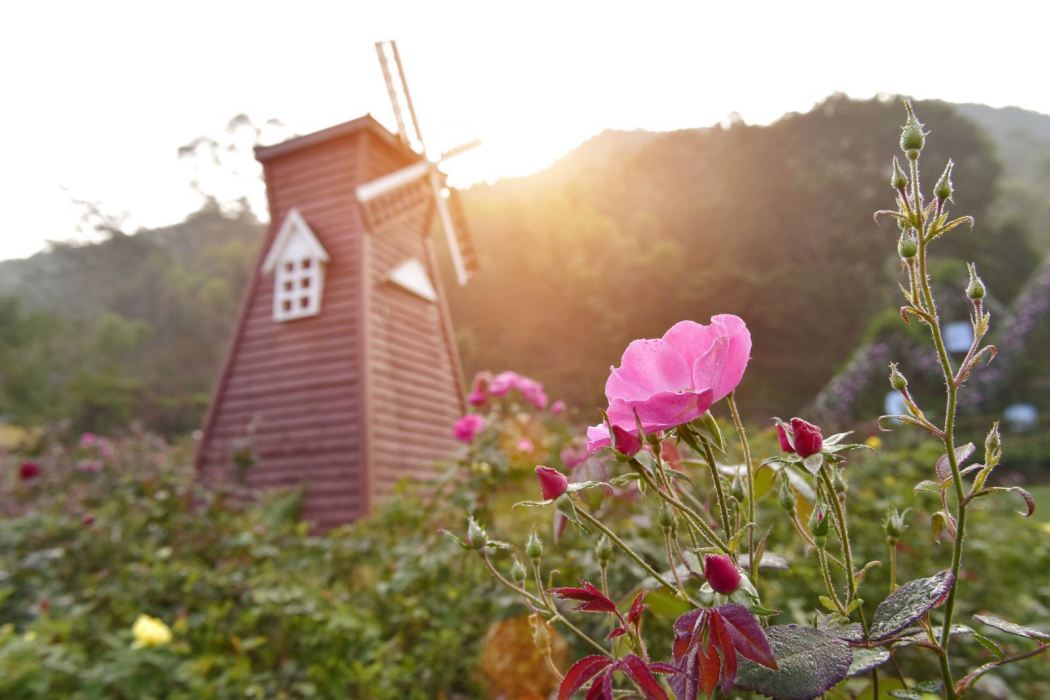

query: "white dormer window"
xmin=262 ymin=209 xmax=329 ymax=322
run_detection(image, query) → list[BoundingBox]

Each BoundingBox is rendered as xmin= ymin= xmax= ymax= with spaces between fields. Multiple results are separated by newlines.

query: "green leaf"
xmin=693 ymin=411 xmax=725 ymax=453
xmin=913 ymin=480 xmax=941 ymax=494
xmin=802 ymin=453 xmax=824 ymax=475
xmin=846 ymin=647 xmax=890 ymax=677
xmin=643 ymin=587 xmax=691 ymax=619
xmin=869 ymin=570 xmax=954 ymax=642
xmin=736 ymin=625 xmax=853 ymax=700
xmin=973 ymin=614 xmax=1050 ymax=642
xmin=935 ymin=443 xmax=975 ymax=481
xmin=821 ymin=431 xmax=853 ymax=447
xmin=818 ymin=596 xmax=839 ymax=613
xmin=971 ymin=631 xmax=1005 ymax=660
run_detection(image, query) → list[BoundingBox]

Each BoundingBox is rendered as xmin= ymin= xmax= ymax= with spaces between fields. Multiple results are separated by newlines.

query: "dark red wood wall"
xmin=197 ymin=117 xmax=465 ymax=528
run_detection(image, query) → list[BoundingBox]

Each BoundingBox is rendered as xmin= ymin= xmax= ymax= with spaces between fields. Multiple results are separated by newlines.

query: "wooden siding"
xmin=197 ymin=116 xmax=466 ymax=528
xmin=362 ymin=137 xmax=465 ymax=500
xmin=198 ymin=129 xmax=369 ymax=527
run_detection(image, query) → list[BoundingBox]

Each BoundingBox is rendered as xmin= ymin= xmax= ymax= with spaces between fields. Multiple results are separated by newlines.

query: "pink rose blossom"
xmin=79 ymin=432 xmax=98 ymax=447
xmin=467 ymin=390 xmax=487 ymax=407
xmin=550 ymin=399 xmax=567 ymax=415
xmin=516 ymin=438 xmax=535 ymax=453
xmin=487 ymin=371 xmax=520 ymax=397
xmin=535 ymin=466 xmax=569 ymax=500
xmin=560 ymin=444 xmax=589 ymax=470
xmin=587 ymin=315 xmax=751 ymax=451
xmin=452 ymin=414 xmax=487 ymax=444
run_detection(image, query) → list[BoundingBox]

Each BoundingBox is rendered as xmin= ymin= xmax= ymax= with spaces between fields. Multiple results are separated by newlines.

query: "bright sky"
xmin=2 ymin=0 xmax=1048 ymax=261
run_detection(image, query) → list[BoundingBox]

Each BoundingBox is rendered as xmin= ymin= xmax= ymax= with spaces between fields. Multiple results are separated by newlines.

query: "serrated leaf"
xmin=736 ymin=625 xmax=852 ymax=700
xmin=935 ymin=443 xmax=975 ymax=481
xmin=869 ymin=570 xmax=954 ymax=641
xmin=802 ymin=453 xmax=824 ymax=475
xmin=913 ymin=480 xmax=941 ymax=494
xmin=971 ymin=631 xmax=1004 ymax=660
xmin=821 ymin=431 xmax=852 ymax=447
xmin=846 ymin=647 xmax=891 ymax=677
xmin=818 ymin=596 xmax=840 ymax=613
xmin=815 ymin=614 xmax=864 ymax=643
xmin=973 ymin=614 xmax=1050 ymax=642
xmin=565 ymin=480 xmax=612 ymax=494
xmin=892 ymin=624 xmax=971 ymax=647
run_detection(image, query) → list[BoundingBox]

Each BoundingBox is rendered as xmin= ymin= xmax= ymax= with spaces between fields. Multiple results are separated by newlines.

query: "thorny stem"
xmin=910 ymin=155 xmax=965 ymax=699
xmin=817 ymin=545 xmax=848 ymax=615
xmin=630 ymin=461 xmax=731 ymax=554
xmin=888 ymin=540 xmax=899 ymax=592
xmin=576 ymin=507 xmax=700 ymax=606
xmin=727 ymin=393 xmax=758 ymax=580
xmin=482 ymin=553 xmax=611 ymax=658
xmin=698 ymin=435 xmax=734 ymax=552
xmin=665 ymin=533 xmax=688 ymax=599
xmin=819 ymin=467 xmax=858 ymax=605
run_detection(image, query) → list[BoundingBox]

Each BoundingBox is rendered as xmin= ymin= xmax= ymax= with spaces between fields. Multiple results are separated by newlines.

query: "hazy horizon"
xmin=4 ymin=0 xmax=1049 ymax=261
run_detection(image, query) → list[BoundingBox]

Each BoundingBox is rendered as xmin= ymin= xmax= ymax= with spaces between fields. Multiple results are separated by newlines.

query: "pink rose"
xmin=550 ymin=399 xmax=567 ymax=416
xmin=452 ymin=414 xmax=487 ymax=444
xmin=535 ymin=466 xmax=569 ymax=500
xmin=487 ymin=371 xmax=520 ymax=397
xmin=587 ymin=315 xmax=751 ymax=451
xmin=516 ymin=438 xmax=535 ymax=453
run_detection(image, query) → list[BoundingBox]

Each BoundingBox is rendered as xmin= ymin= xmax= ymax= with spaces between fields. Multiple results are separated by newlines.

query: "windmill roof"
xmin=254 ymin=114 xmax=418 ymax=163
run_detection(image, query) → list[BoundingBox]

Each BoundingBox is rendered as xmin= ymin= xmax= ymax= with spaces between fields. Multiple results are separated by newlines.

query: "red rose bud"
xmin=704 ymin=554 xmax=741 ymax=594
xmin=790 ymin=417 xmax=823 ymax=458
xmin=776 ymin=422 xmax=794 ymax=453
xmin=535 ymin=466 xmax=569 ymax=501
xmin=611 ymin=425 xmax=642 ymax=456
xmin=19 ymin=462 xmax=41 ymax=481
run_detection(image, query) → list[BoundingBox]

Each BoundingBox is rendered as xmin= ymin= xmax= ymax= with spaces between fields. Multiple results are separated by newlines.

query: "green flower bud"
xmin=511 ymin=558 xmax=527 ymax=583
xmin=888 ymin=363 xmax=908 ymax=392
xmin=890 ymin=156 xmax=908 ymax=190
xmin=884 ymin=502 xmax=909 ymax=541
xmin=595 ymin=534 xmax=613 ymax=563
xmin=966 ymin=263 xmax=986 ymax=300
xmin=900 ymin=101 xmax=926 ymax=157
xmin=984 ymin=421 xmax=1002 ymax=467
xmin=897 ymin=233 xmax=917 ymax=259
xmin=777 ymin=474 xmax=796 ymax=513
xmin=525 ymin=531 xmax=543 ymax=561
xmin=658 ymin=502 xmax=676 ymax=531
xmin=809 ymin=500 xmax=830 ymax=540
xmin=934 ymin=160 xmax=954 ymax=201
xmin=467 ymin=517 xmax=487 ymax=550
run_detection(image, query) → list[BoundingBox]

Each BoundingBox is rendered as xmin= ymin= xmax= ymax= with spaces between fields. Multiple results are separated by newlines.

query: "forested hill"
xmin=2 ymin=96 xmax=1047 ymax=434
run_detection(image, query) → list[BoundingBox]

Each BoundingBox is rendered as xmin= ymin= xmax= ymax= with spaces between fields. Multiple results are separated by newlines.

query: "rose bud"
xmin=776 ymin=422 xmax=794 ymax=453
xmin=790 ymin=417 xmax=823 ymax=458
xmin=611 ymin=425 xmax=642 ymax=457
xmin=703 ymin=554 xmax=741 ymax=594
xmin=19 ymin=462 xmax=41 ymax=481
xmin=535 ymin=466 xmax=569 ymax=501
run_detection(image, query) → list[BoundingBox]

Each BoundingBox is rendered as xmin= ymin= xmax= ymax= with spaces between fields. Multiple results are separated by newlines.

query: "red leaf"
xmin=606 ymin=626 xmax=627 ymax=640
xmin=698 ymin=635 xmax=721 ymax=697
xmin=549 ymin=581 xmax=619 ymax=615
xmin=716 ymin=603 xmax=778 ymax=669
xmin=622 ymin=655 xmax=670 ymax=700
xmin=626 ymin=591 xmax=648 ymax=628
xmin=559 ymin=655 xmax=613 ymax=700
xmin=709 ymin=611 xmax=738 ymax=694
xmin=584 ymin=678 xmax=606 ymax=700
xmin=649 ymin=663 xmax=678 ymax=674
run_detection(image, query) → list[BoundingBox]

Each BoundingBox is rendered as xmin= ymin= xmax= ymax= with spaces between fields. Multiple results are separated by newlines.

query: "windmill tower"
xmin=196 ymin=41 xmax=479 ymax=529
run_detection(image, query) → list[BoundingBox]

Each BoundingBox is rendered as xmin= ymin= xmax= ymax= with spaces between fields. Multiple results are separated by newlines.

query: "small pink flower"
xmin=560 ymin=444 xmax=589 ymax=470
xmin=778 ymin=417 xmax=823 ymax=458
xmin=452 ymin=414 xmax=487 ymax=444
xmin=468 ymin=390 xmax=487 ymax=407
xmin=19 ymin=462 xmax=40 ymax=481
xmin=516 ymin=376 xmax=549 ymax=410
xmin=517 ymin=438 xmax=535 ymax=453
xmin=550 ymin=399 xmax=567 ymax=416
xmin=704 ymin=554 xmax=741 ymax=594
xmin=79 ymin=432 xmax=98 ymax=448
xmin=588 ymin=315 xmax=751 ymax=450
xmin=535 ymin=466 xmax=569 ymax=500
xmin=487 ymin=371 xmax=520 ymax=397
xmin=468 ymin=371 xmax=493 ymax=406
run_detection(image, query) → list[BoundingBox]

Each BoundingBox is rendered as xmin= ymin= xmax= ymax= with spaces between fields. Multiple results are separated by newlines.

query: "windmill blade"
xmin=438 ymin=139 xmax=481 ymax=163
xmin=355 ymin=161 xmax=432 ymax=232
xmin=428 ymin=171 xmax=478 ymax=286
xmin=375 ymin=40 xmax=426 ymax=154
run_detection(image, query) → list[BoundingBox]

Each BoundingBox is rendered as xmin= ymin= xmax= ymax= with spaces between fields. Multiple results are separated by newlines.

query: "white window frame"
xmin=262 ymin=209 xmax=329 ymax=323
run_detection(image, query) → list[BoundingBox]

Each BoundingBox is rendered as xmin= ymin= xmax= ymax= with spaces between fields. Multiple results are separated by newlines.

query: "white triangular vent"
xmin=387 ymin=258 xmax=437 ymax=302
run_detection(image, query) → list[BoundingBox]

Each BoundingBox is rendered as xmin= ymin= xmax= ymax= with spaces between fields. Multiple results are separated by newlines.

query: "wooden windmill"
xmin=196 ymin=41 xmax=480 ymax=529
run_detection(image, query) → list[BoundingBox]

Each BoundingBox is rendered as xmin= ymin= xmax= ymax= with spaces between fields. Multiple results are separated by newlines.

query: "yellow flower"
xmin=865 ymin=435 xmax=883 ymax=451
xmin=132 ymin=614 xmax=172 ymax=648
